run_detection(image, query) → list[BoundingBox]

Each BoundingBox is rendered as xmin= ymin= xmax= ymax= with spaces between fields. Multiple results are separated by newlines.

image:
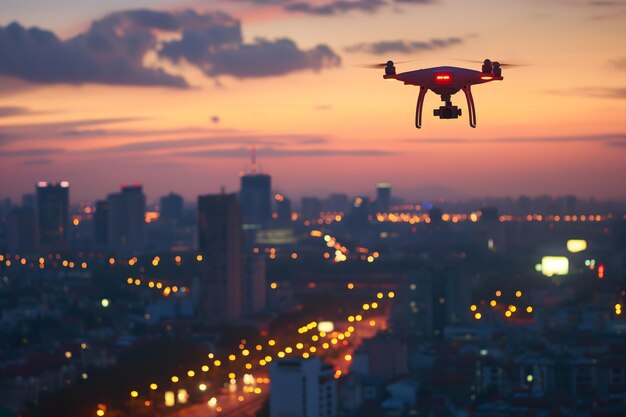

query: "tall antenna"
xmin=251 ymin=145 xmax=258 ymax=174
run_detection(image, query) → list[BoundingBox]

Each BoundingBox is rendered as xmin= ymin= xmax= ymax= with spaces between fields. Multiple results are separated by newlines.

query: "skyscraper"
xmin=160 ymin=192 xmax=184 ymax=222
xmin=197 ymin=193 xmax=243 ymax=322
xmin=301 ymin=197 xmax=322 ymax=221
xmin=326 ymin=193 xmax=349 ymax=213
xmin=376 ymin=182 xmax=391 ymax=213
xmin=270 ymin=357 xmax=337 ymax=417
xmin=346 ymin=196 xmax=370 ymax=232
xmin=274 ymin=193 xmax=292 ymax=223
xmin=93 ymin=200 xmax=109 ymax=247
xmin=7 ymin=207 xmax=36 ymax=253
xmin=243 ymin=253 xmax=266 ymax=316
xmin=240 ymin=173 xmax=272 ymax=227
xmin=107 ymin=185 xmax=146 ymax=253
xmin=36 ymin=181 xmax=69 ymax=252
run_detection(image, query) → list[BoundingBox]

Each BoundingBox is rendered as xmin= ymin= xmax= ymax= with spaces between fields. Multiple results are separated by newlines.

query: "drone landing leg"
xmin=415 ymin=87 xmax=428 ymax=129
xmin=461 ymin=85 xmax=477 ymax=128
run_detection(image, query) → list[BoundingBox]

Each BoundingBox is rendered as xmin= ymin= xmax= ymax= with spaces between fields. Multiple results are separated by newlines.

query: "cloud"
xmin=0 ymin=148 xmax=65 ymax=157
xmin=285 ymin=0 xmax=386 ymax=15
xmin=0 ymin=17 xmax=188 ymax=87
xmin=237 ymin=0 xmax=435 ymax=14
xmin=22 ymin=159 xmax=53 ymax=166
xmin=345 ymin=37 xmax=462 ymax=55
xmin=0 ymin=76 xmax=37 ymax=96
xmin=86 ymin=134 xmax=329 ymax=153
xmin=176 ymin=146 xmax=394 ymax=157
xmin=548 ymin=87 xmax=626 ymax=99
xmin=609 ymin=57 xmax=626 ymax=70
xmin=402 ymin=132 xmax=626 ymax=146
xmin=0 ymin=9 xmax=340 ymax=87
xmin=0 ymin=117 xmax=146 ymax=144
xmin=188 ymin=38 xmax=340 ymax=78
xmin=393 ymin=0 xmax=434 ymax=3
xmin=0 ymin=107 xmax=30 ymax=118
xmin=59 ymin=126 xmax=236 ymax=138
xmin=585 ymin=1 xmax=624 ymax=6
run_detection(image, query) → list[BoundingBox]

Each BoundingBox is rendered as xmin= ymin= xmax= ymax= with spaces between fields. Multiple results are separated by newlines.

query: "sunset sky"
xmin=1 ymin=0 xmax=625 ymax=203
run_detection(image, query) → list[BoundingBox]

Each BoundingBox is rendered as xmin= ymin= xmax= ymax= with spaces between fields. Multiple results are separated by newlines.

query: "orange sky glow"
xmin=0 ymin=0 xmax=625 ymax=202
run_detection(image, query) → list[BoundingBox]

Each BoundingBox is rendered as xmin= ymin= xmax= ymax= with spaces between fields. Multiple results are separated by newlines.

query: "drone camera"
xmin=434 ymin=105 xmax=462 ymax=119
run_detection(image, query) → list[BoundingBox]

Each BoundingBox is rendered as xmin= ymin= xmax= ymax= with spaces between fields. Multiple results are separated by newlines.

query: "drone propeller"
xmin=354 ymin=59 xmax=419 ymax=69
xmin=453 ymin=58 xmax=529 ymax=68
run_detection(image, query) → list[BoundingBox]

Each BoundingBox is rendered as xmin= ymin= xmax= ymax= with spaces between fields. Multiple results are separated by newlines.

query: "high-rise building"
xmin=93 ymin=200 xmax=109 ymax=247
xmin=21 ymin=193 xmax=35 ymax=210
xmin=326 ymin=193 xmax=349 ymax=213
xmin=270 ymin=357 xmax=337 ymax=417
xmin=7 ymin=207 xmax=36 ymax=253
xmin=240 ymin=174 xmax=271 ymax=227
xmin=197 ymin=193 xmax=242 ymax=322
xmin=243 ymin=254 xmax=266 ymax=316
xmin=346 ymin=196 xmax=370 ymax=231
xmin=160 ymin=192 xmax=184 ymax=222
xmin=107 ymin=185 xmax=146 ymax=253
xmin=397 ymin=268 xmax=472 ymax=339
xmin=352 ymin=333 xmax=408 ymax=380
xmin=376 ymin=183 xmax=391 ymax=213
xmin=301 ymin=197 xmax=322 ymax=221
xmin=274 ymin=193 xmax=292 ymax=223
xmin=36 ymin=181 xmax=69 ymax=252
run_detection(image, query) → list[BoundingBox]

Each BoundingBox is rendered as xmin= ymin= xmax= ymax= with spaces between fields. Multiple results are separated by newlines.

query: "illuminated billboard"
xmin=566 ymin=239 xmax=587 ymax=253
xmin=541 ymin=256 xmax=569 ymax=277
xmin=255 ymin=228 xmax=296 ymax=245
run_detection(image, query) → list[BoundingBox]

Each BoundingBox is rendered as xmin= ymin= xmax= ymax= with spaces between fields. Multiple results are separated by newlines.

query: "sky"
xmin=0 ymin=0 xmax=625 ymax=203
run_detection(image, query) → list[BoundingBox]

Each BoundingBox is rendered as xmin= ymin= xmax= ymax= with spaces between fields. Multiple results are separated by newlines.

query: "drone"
xmin=378 ymin=59 xmax=509 ymax=128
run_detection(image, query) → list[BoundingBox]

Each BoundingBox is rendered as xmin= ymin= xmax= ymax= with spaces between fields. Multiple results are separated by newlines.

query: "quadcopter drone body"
xmin=382 ymin=59 xmax=504 ymax=128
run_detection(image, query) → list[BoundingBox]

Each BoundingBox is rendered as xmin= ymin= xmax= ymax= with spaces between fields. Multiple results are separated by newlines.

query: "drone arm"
xmin=415 ymin=87 xmax=428 ymax=129
xmin=461 ymin=85 xmax=477 ymax=128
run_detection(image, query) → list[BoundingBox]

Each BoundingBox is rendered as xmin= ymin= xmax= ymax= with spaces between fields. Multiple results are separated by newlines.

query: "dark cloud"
xmin=285 ymin=0 xmax=386 ymax=15
xmin=586 ymin=1 xmax=624 ymax=6
xmin=403 ymin=132 xmax=626 ymax=146
xmin=345 ymin=37 xmax=462 ymax=55
xmin=88 ymin=134 xmax=329 ymax=153
xmin=59 ymin=126 xmax=236 ymax=138
xmin=548 ymin=87 xmax=626 ymax=99
xmin=22 ymin=159 xmax=53 ymax=166
xmin=202 ymin=39 xmax=340 ymax=78
xmin=211 ymin=116 xmax=220 ymax=124
xmin=0 ymin=117 xmax=145 ymax=144
xmin=240 ymin=0 xmax=435 ymax=14
xmin=0 ymin=16 xmax=188 ymax=87
xmin=0 ymin=148 xmax=65 ymax=157
xmin=0 ymin=9 xmax=340 ymax=87
xmin=0 ymin=76 xmax=37 ymax=95
xmin=393 ymin=0 xmax=434 ymax=3
xmin=587 ymin=10 xmax=626 ymax=20
xmin=609 ymin=57 xmax=626 ymax=70
xmin=0 ymin=106 xmax=30 ymax=118
xmin=176 ymin=147 xmax=394 ymax=157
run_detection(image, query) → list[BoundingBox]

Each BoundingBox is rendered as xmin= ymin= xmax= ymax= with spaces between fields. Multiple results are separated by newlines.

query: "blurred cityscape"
xmin=1 ymin=164 xmax=626 ymax=417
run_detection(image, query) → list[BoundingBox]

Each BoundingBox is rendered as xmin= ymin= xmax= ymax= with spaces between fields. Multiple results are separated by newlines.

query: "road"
xmin=167 ymin=301 xmax=389 ymax=417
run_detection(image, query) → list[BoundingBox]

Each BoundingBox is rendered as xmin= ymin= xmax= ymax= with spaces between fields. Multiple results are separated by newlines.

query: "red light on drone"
xmin=598 ymin=264 xmax=605 ymax=279
xmin=435 ymin=73 xmax=452 ymax=84
xmin=480 ymin=75 xmax=493 ymax=80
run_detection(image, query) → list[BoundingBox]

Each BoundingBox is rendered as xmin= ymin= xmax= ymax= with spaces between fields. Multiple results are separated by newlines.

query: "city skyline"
xmin=1 ymin=0 xmax=625 ymax=202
